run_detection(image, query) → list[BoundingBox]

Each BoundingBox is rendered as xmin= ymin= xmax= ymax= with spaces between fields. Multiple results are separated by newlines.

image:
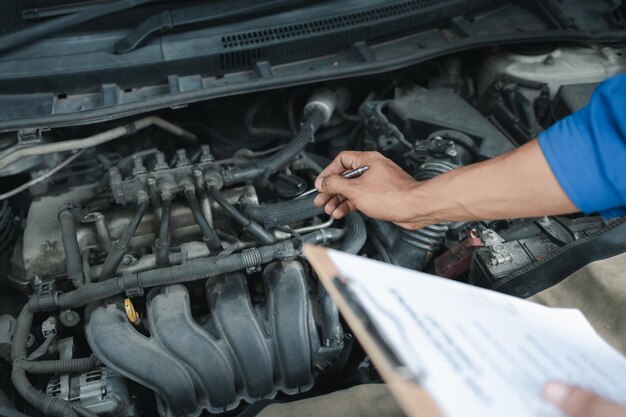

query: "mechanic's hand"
xmin=544 ymin=381 xmax=626 ymax=417
xmin=314 ymin=151 xmax=423 ymax=229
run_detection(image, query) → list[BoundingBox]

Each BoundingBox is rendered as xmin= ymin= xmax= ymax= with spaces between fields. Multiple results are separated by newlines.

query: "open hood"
xmin=0 ymin=0 xmax=624 ymax=131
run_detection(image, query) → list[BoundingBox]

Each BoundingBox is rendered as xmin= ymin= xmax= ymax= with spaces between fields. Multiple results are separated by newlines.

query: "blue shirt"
xmin=538 ymin=73 xmax=626 ymax=218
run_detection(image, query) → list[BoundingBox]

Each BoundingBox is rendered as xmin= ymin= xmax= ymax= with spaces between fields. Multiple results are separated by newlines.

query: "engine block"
xmin=85 ymin=261 xmax=341 ymax=417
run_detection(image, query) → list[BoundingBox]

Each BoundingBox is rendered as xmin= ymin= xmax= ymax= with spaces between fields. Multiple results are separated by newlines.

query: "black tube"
xmin=99 ymin=199 xmax=149 ymax=281
xmin=20 ymin=355 xmax=99 ymax=374
xmin=244 ymin=194 xmax=324 ymax=226
xmin=337 ymin=213 xmax=367 ymax=255
xmin=223 ymin=108 xmax=326 ymax=185
xmin=11 ymin=300 xmax=80 ymax=417
xmin=185 ymin=188 xmax=222 ymax=253
xmin=11 ymin=365 xmax=78 ymax=417
xmin=58 ymin=209 xmax=84 ymax=288
xmin=155 ymin=196 xmax=172 ymax=267
xmin=0 ymin=405 xmax=30 ymax=417
xmin=207 ymin=186 xmax=275 ymax=245
xmin=56 ymin=240 xmax=296 ymax=310
xmin=302 ymin=228 xmax=344 ymax=245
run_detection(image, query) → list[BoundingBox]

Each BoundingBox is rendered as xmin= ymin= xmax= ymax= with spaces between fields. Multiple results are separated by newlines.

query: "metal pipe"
xmin=0 ymin=117 xmax=197 ymax=172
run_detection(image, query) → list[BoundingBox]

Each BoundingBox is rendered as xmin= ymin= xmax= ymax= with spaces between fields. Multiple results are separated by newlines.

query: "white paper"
xmin=327 ymin=249 xmax=626 ymax=417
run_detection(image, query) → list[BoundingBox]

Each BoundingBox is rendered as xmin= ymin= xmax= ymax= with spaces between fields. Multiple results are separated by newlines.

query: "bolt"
xmin=200 ymin=145 xmax=213 ymax=162
xmin=492 ymin=243 xmax=505 ymax=254
xmin=193 ymin=169 xmax=204 ymax=189
xmin=132 ymin=155 xmax=146 ymax=174
xmin=154 ymin=152 xmax=168 ymax=170
xmin=176 ymin=149 xmax=189 ymax=166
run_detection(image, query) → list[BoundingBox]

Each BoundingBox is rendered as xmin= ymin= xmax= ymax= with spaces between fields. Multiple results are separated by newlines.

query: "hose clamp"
xmin=119 ymin=273 xmax=144 ymax=298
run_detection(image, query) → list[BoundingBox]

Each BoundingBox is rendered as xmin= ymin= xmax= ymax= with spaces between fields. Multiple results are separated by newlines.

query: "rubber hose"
xmin=20 ymin=355 xmax=99 ymax=374
xmin=155 ymin=196 xmax=171 ymax=267
xmin=55 ymin=240 xmax=295 ymax=309
xmin=10 ymin=301 xmax=79 ymax=417
xmin=224 ymin=109 xmax=325 ymax=185
xmin=207 ymin=186 xmax=275 ymax=245
xmin=244 ymin=194 xmax=324 ymax=226
xmin=0 ymin=405 xmax=30 ymax=417
xmin=58 ymin=209 xmax=84 ymax=288
xmin=99 ymin=199 xmax=149 ymax=280
xmin=302 ymin=228 xmax=345 ymax=244
xmin=11 ymin=365 xmax=78 ymax=417
xmin=337 ymin=213 xmax=367 ymax=254
xmin=185 ymin=188 xmax=222 ymax=252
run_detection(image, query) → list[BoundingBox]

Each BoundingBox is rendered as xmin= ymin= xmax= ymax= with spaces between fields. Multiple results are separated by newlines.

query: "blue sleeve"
xmin=538 ymin=73 xmax=626 ymax=218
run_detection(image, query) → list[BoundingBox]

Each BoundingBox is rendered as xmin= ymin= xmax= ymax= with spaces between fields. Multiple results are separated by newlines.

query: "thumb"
xmin=544 ymin=382 xmax=626 ymax=417
xmin=315 ymin=174 xmax=353 ymax=197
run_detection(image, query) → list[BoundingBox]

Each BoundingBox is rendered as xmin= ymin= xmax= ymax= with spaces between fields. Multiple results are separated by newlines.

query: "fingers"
xmin=316 ymin=151 xmax=366 ymax=181
xmin=324 ymin=195 xmax=345 ymax=216
xmin=314 ymin=193 xmax=356 ymax=219
xmin=331 ymin=199 xmax=356 ymax=219
xmin=314 ymin=192 xmax=334 ymax=208
xmin=544 ymin=382 xmax=626 ymax=417
xmin=315 ymin=174 xmax=355 ymax=197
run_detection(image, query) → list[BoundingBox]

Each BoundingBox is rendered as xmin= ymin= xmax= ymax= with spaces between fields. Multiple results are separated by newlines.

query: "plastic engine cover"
xmin=85 ymin=261 xmax=329 ymax=417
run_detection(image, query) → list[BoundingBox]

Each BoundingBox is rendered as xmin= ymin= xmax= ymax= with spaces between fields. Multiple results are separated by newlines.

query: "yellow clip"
xmin=124 ymin=298 xmax=139 ymax=324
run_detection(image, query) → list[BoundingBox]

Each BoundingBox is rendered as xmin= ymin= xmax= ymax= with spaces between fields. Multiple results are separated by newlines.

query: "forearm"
xmin=409 ymin=139 xmax=579 ymax=224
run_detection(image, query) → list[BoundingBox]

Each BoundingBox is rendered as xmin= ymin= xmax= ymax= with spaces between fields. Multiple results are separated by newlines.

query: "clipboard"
xmin=304 ymin=244 xmax=444 ymax=417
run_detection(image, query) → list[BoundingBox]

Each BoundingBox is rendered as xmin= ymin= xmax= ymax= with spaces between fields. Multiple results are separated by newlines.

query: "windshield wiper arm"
xmin=114 ymin=0 xmax=325 ymax=54
xmin=0 ymin=0 xmax=162 ymax=54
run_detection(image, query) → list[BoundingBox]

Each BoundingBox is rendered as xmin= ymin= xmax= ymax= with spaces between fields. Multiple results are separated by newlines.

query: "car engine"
xmin=1 ymin=45 xmax=625 ymax=417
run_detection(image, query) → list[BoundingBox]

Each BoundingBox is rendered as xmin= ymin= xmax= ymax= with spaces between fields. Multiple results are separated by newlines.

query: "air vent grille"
xmin=219 ymin=0 xmax=466 ymax=71
xmin=222 ymin=0 xmax=446 ymax=49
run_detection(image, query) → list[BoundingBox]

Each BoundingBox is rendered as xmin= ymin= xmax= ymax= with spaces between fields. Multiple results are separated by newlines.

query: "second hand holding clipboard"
xmin=304 ymin=244 xmax=626 ymax=417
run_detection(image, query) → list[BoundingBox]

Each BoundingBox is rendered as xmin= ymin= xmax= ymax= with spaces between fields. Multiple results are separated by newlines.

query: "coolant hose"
xmin=222 ymin=89 xmax=336 ymax=186
xmin=99 ymin=199 xmax=149 ymax=281
xmin=223 ymin=108 xmax=325 ymax=185
xmin=302 ymin=228 xmax=345 ymax=245
xmin=337 ymin=213 xmax=367 ymax=254
xmin=185 ymin=188 xmax=222 ymax=253
xmin=243 ymin=194 xmax=324 ymax=226
xmin=155 ymin=196 xmax=172 ymax=267
xmin=58 ymin=209 xmax=84 ymax=288
xmin=207 ymin=186 xmax=275 ymax=244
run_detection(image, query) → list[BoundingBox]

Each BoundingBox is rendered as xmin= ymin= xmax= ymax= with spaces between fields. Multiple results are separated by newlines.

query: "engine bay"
xmin=1 ymin=45 xmax=626 ymax=417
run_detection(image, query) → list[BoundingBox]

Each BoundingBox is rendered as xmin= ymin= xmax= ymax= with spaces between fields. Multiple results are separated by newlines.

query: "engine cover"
xmin=85 ymin=260 xmax=338 ymax=417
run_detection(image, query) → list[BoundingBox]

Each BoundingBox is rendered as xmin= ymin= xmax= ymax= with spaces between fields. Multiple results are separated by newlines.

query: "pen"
xmin=297 ymin=165 xmax=369 ymax=198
